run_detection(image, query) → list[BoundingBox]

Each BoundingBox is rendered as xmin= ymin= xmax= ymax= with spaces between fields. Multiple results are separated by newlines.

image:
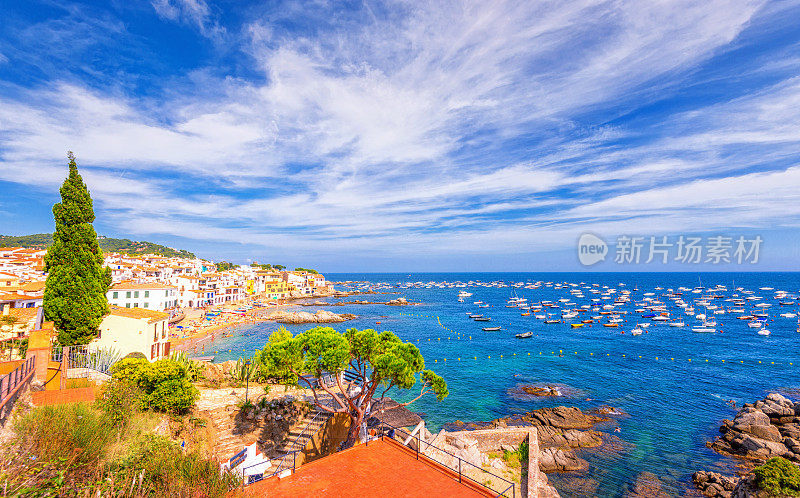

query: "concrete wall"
xmin=446 ymin=426 xmax=542 ymax=498
xmin=296 ymin=413 xmax=350 ymax=468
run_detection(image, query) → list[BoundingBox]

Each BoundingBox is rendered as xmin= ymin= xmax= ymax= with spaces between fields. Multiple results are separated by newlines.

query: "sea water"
xmin=207 ymin=272 xmax=800 ymax=497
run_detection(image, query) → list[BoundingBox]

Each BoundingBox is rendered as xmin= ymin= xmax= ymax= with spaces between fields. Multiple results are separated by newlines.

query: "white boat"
xmin=748 ymin=321 xmax=763 ymax=328
xmin=758 ymin=329 xmax=771 ymax=336
xmin=692 ymin=327 xmax=716 ymax=333
xmin=652 ymin=316 xmax=668 ymax=322
xmin=668 ymin=321 xmax=685 ymax=327
xmin=458 ymin=291 xmax=473 ymax=297
xmin=632 ymin=329 xmax=643 ymax=336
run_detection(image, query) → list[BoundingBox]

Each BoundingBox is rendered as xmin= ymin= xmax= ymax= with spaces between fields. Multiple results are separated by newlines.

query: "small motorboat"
xmin=482 ymin=326 xmax=501 ymax=331
xmin=632 ymin=329 xmax=643 ymax=336
xmin=571 ymin=323 xmax=584 ymax=329
xmin=544 ymin=319 xmax=561 ymax=324
xmin=468 ymin=314 xmax=483 ymax=318
xmin=474 ymin=317 xmax=491 ymax=322
xmin=603 ymin=323 xmax=619 ymax=328
xmin=515 ymin=332 xmax=533 ymax=339
xmin=521 ymin=312 xmax=531 ymax=316
xmin=668 ymin=321 xmax=684 ymax=327
xmin=692 ymin=327 xmax=716 ymax=333
xmin=757 ymin=329 xmax=771 ymax=336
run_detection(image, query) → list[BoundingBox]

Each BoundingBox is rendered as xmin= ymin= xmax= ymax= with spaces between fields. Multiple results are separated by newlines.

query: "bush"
xmin=110 ymin=357 xmax=149 ymax=384
xmin=13 ymin=402 xmax=114 ymax=470
xmin=95 ymin=378 xmax=146 ymax=427
xmin=110 ymin=358 xmax=198 ymax=414
xmin=754 ymin=457 xmax=800 ymax=496
xmin=113 ymin=434 xmax=239 ymax=495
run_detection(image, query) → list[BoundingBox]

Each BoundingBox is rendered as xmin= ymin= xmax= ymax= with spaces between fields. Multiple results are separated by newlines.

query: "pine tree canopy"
xmin=43 ymin=152 xmax=111 ymax=345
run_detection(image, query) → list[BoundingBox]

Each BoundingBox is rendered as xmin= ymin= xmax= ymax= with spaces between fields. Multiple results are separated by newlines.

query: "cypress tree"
xmin=44 ymin=152 xmax=111 ymax=345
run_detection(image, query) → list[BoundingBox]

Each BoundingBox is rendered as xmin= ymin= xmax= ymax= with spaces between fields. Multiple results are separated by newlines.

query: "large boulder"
xmin=538 ymin=448 xmax=587 ymax=472
xmin=693 ymin=471 xmax=736 ymax=498
xmin=526 ymin=406 xmax=594 ymax=430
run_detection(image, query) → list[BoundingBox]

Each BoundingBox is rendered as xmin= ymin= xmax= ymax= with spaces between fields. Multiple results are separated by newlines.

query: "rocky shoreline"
xmin=265 ymin=309 xmax=357 ymax=324
xmin=446 ymin=405 xmax=621 ymax=474
xmin=693 ymin=393 xmax=800 ymax=497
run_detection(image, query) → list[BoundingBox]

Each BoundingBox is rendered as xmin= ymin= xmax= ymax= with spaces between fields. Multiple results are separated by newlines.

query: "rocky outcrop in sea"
xmin=693 ymin=393 xmax=800 ymax=497
xmin=266 ymin=309 xmax=357 ymax=324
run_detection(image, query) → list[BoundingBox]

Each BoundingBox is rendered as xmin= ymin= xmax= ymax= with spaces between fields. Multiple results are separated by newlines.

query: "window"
xmin=126 ymin=291 xmax=131 ymax=298
xmin=134 ymin=291 xmax=139 ymax=298
xmin=113 ymin=292 xmax=118 ymax=299
xmin=162 ymin=321 xmax=166 ymax=339
xmin=143 ymin=302 xmax=149 ymax=308
xmin=125 ymin=303 xmax=131 ymax=308
xmin=154 ymin=325 xmax=158 ymax=342
xmin=144 ymin=290 xmax=150 ymax=298
xmin=151 ymin=344 xmax=157 ymax=360
xmin=133 ymin=303 xmax=139 ymax=308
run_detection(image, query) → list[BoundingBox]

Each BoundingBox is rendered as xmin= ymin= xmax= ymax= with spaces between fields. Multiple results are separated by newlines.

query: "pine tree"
xmin=44 ymin=152 xmax=111 ymax=345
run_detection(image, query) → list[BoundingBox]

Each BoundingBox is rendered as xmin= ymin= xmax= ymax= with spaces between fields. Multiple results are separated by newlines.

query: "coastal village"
xmin=0 ymin=247 xmax=334 ymax=360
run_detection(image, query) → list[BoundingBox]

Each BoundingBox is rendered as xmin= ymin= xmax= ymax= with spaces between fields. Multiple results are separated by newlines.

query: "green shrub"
xmin=110 ymin=358 xmax=198 ymax=414
xmin=110 ymin=357 xmax=149 ymax=384
xmin=95 ymin=378 xmax=146 ymax=427
xmin=13 ymin=402 xmax=114 ymax=470
xmin=113 ymin=434 xmax=239 ymax=495
xmin=121 ymin=351 xmax=148 ymax=361
xmin=754 ymin=457 xmax=800 ymax=496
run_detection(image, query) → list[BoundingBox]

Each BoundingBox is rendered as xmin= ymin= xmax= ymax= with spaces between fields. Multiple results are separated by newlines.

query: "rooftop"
xmin=109 ymin=305 xmax=168 ymax=323
xmin=245 ymin=438 xmax=493 ymax=497
xmin=110 ymin=281 xmax=175 ymax=290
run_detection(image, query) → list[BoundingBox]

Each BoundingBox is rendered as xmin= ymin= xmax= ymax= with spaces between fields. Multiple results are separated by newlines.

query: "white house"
xmin=95 ymin=306 xmax=171 ymax=360
xmin=107 ymin=282 xmax=179 ymax=311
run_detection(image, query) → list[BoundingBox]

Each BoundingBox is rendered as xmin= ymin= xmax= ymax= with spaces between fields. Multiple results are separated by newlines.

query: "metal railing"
xmin=375 ymin=421 xmax=516 ymax=498
xmin=0 ymin=356 xmax=36 ymax=412
xmin=51 ymin=345 xmax=119 ymax=377
xmin=242 ymin=410 xmax=328 ymax=486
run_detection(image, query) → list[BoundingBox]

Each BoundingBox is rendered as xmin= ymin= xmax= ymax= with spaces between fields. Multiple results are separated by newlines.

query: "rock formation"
xmin=266 ymin=309 xmax=357 ymax=324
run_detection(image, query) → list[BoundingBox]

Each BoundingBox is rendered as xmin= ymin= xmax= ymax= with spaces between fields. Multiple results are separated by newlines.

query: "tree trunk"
xmin=344 ymin=411 xmax=364 ymax=448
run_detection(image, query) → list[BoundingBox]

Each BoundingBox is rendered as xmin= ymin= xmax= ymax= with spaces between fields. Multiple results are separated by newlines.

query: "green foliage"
xmin=170 ymin=351 xmax=204 ymax=381
xmin=121 ymin=351 xmax=148 ymax=361
xmin=95 ymin=378 xmax=146 ymax=427
xmin=267 ymin=326 xmax=448 ymax=412
xmin=273 ymin=264 xmax=286 ymax=270
xmin=110 ymin=358 xmax=199 ymax=414
xmin=110 ymin=357 xmax=149 ymax=384
xmin=4 ymin=404 xmax=238 ymax=496
xmin=13 ymin=402 xmax=114 ymax=470
xmin=754 ymin=457 xmax=800 ymax=496
xmin=43 ymin=152 xmax=111 ymax=345
xmin=294 ymin=267 xmax=318 ymax=274
xmin=0 ymin=233 xmax=196 ymax=258
xmin=113 ymin=434 xmax=240 ymax=495
xmin=215 ymin=261 xmax=236 ymax=271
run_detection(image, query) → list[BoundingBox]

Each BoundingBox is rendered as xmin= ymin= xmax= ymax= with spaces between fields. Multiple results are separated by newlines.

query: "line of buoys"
xmin=420 ymin=351 xmax=796 ymax=366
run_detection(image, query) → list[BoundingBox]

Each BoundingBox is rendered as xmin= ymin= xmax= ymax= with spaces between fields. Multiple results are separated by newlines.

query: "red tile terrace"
xmin=243 ymin=437 xmax=501 ymax=498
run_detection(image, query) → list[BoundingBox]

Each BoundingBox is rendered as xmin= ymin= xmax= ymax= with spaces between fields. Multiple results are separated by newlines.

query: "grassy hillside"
xmin=0 ymin=233 xmax=196 ymax=259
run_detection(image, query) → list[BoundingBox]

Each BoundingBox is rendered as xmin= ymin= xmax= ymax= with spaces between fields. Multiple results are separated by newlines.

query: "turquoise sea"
xmin=204 ymin=272 xmax=800 ymax=497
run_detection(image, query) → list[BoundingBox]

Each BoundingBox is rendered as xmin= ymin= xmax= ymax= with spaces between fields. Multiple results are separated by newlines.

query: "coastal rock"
xmin=537 ymin=426 xmax=602 ymax=448
xmin=267 ymin=309 xmax=357 ymax=324
xmin=692 ymin=471 xmax=736 ymax=498
xmin=386 ymin=297 xmax=413 ymax=306
xmin=525 ymin=406 xmax=594 ymax=430
xmin=710 ymin=393 xmax=800 ymax=463
xmin=522 ymin=385 xmax=561 ymax=397
xmin=538 ymin=447 xmax=587 ymax=472
xmin=625 ymin=471 xmax=671 ymax=498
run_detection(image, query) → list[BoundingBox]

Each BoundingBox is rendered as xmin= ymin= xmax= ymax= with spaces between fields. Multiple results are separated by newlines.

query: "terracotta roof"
xmin=0 ymin=293 xmax=37 ymax=301
xmin=8 ymin=307 xmax=39 ymax=322
xmin=109 ymin=305 xmax=168 ymax=323
xmin=20 ymin=281 xmax=46 ymax=292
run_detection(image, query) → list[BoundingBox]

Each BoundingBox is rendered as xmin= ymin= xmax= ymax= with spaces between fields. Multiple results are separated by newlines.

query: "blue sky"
xmin=1 ymin=0 xmax=800 ymax=271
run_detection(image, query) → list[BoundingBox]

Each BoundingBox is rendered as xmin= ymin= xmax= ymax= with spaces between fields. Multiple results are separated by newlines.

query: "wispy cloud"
xmin=151 ymin=0 xmax=225 ymax=39
xmin=1 ymin=0 xmax=799 ymax=268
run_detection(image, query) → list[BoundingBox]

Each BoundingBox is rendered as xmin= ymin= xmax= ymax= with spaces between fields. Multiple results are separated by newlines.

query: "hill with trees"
xmin=0 ymin=233 xmax=196 ymax=259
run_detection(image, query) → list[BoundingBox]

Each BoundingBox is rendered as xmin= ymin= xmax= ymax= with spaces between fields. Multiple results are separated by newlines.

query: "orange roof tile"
xmin=108 ymin=305 xmax=168 ymax=323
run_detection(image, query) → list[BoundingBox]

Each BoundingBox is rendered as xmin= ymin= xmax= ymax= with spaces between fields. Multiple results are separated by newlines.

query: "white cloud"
xmin=151 ymin=0 xmax=224 ymax=39
xmin=3 ymin=0 xmax=800 ymax=262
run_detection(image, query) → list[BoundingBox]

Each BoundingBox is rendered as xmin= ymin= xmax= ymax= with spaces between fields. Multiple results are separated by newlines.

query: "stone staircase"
xmin=267 ymin=409 xmax=333 ymax=475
